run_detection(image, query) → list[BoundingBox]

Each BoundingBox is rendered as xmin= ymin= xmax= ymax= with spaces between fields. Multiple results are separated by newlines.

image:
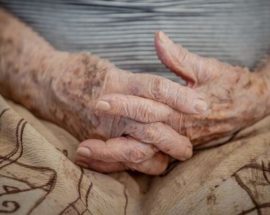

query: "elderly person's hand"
xmin=54 ymin=52 xmax=206 ymax=174
xmin=84 ymin=32 xmax=270 ymax=173
xmin=1 ymin=10 xmax=208 ymax=175
xmin=5 ymin=6 xmax=267 ymax=175
xmin=154 ymin=32 xmax=270 ymax=146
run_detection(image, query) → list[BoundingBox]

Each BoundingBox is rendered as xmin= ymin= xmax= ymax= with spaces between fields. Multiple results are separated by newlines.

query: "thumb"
xmin=155 ymin=31 xmax=222 ymax=87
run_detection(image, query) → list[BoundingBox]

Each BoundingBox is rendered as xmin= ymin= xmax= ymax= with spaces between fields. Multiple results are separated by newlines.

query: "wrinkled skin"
xmin=154 ymin=32 xmax=270 ymax=145
xmin=51 ymin=53 xmax=198 ymax=175
xmin=77 ymin=32 xmax=270 ymax=173
xmin=0 ymin=9 xmax=208 ymax=175
xmin=1 ymin=9 xmax=270 ymax=175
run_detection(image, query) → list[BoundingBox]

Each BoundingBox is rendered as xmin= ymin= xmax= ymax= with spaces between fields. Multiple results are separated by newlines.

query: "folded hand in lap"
xmin=51 ymin=51 xmax=206 ymax=175
xmin=2 ymin=9 xmax=268 ymax=175
xmin=77 ymin=32 xmax=270 ymax=174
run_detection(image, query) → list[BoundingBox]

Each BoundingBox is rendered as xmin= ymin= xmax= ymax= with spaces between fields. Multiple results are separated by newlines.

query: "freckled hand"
xmin=90 ymin=31 xmax=270 ymax=170
xmin=2 ymin=8 xmax=268 ymax=175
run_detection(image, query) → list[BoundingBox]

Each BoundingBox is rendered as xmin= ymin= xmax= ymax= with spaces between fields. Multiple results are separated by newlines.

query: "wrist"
xmin=48 ymin=52 xmax=113 ymax=139
xmin=50 ymin=52 xmax=109 ymax=112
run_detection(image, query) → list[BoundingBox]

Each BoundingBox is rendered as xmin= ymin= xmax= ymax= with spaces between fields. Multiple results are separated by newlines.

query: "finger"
xmin=96 ymin=95 xmax=188 ymax=135
xmin=125 ymin=121 xmax=193 ymax=161
xmin=96 ymin=94 xmax=179 ymax=123
xmin=76 ymin=157 xmax=127 ymax=173
xmin=75 ymin=152 xmax=169 ymax=175
xmin=127 ymin=152 xmax=169 ymax=175
xmin=115 ymin=69 xmax=207 ymax=114
xmin=155 ymin=31 xmax=228 ymax=86
xmin=126 ymin=72 xmax=208 ymax=114
xmin=75 ymin=137 xmax=158 ymax=163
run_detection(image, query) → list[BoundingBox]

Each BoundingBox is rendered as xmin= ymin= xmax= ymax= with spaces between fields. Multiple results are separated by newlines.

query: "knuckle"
xmin=127 ymin=78 xmax=140 ymax=95
xmin=129 ymin=150 xmax=146 ymax=163
xmin=144 ymin=124 xmax=160 ymax=141
xmin=150 ymin=77 xmax=164 ymax=100
xmin=177 ymin=87 xmax=189 ymax=105
xmin=121 ymin=102 xmax=132 ymax=117
xmin=124 ymin=102 xmax=152 ymax=122
xmin=137 ymin=103 xmax=150 ymax=121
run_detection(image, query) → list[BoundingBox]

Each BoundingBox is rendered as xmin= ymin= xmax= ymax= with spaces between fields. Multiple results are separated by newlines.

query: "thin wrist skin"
xmin=49 ymin=52 xmax=112 ymax=140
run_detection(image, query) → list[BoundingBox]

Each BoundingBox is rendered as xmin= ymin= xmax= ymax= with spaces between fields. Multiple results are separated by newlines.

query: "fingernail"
xmin=194 ymin=100 xmax=208 ymax=113
xmin=77 ymin=147 xmax=91 ymax=157
xmin=158 ymin=31 xmax=168 ymax=44
xmin=184 ymin=145 xmax=193 ymax=159
xmin=96 ymin=101 xmax=111 ymax=111
xmin=76 ymin=161 xmax=89 ymax=168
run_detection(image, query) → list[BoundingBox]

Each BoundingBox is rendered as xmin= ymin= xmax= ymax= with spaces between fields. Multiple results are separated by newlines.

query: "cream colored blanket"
xmin=0 ymin=95 xmax=270 ymax=215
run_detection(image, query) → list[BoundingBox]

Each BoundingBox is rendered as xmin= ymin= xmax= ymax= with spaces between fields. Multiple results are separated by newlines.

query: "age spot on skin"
xmin=243 ymin=79 xmax=252 ymax=89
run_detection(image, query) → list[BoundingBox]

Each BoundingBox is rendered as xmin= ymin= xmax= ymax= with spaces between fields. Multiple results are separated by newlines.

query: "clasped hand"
xmin=53 ymin=32 xmax=269 ymax=175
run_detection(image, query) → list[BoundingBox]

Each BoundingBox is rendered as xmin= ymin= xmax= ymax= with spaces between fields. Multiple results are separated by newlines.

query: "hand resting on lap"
xmin=79 ymin=32 xmax=270 ymax=173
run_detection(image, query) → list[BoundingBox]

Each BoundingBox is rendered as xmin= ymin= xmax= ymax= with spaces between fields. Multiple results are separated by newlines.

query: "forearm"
xmin=0 ymin=8 xmax=90 ymax=132
xmin=0 ymin=9 xmax=112 ymax=140
xmin=0 ymin=9 xmax=61 ymax=114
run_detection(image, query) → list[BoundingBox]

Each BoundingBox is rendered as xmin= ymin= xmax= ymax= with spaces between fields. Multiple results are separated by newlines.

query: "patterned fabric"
xmin=0 ymin=95 xmax=133 ymax=215
xmin=1 ymin=95 xmax=270 ymax=214
xmin=1 ymin=1 xmax=270 ymax=214
xmin=1 ymin=0 xmax=270 ymax=81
